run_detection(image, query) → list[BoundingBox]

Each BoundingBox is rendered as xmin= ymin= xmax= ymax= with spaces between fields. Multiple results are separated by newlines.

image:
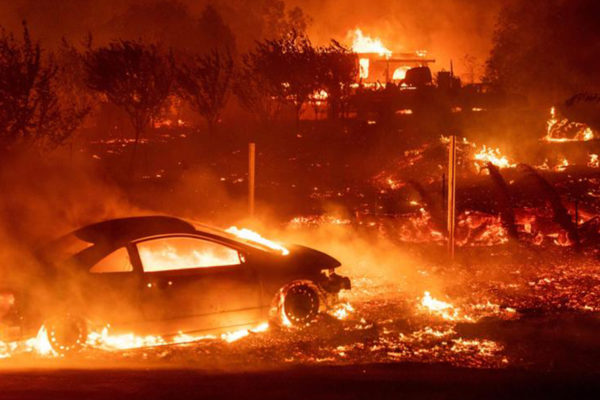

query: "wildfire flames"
xmin=544 ymin=106 xmax=596 ymax=142
xmin=473 ymin=145 xmax=516 ymax=171
xmin=1 ymin=323 xmax=272 ymax=359
xmin=350 ymin=29 xmax=392 ymax=57
xmin=349 ymin=28 xmax=424 ymax=82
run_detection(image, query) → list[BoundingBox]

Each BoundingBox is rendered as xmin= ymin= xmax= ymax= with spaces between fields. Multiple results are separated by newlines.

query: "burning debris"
xmin=544 ymin=107 xmax=597 ymax=142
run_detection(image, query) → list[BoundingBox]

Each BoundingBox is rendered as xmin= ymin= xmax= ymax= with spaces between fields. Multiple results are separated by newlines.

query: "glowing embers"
xmin=440 ymin=135 xmax=517 ymax=173
xmin=456 ymin=211 xmax=509 ymax=247
xmin=225 ymin=226 xmax=289 ymax=255
xmin=419 ymin=291 xmax=517 ymax=323
xmin=544 ymin=106 xmax=596 ymax=142
xmin=330 ymin=302 xmax=354 ymax=320
xmin=420 ymin=291 xmax=467 ymax=322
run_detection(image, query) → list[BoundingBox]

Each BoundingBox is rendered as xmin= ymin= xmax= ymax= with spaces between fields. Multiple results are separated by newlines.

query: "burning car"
xmin=0 ymin=216 xmax=350 ymax=354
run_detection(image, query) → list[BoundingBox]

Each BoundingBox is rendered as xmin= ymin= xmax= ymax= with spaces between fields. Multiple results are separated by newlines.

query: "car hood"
xmin=286 ymin=244 xmax=341 ymax=270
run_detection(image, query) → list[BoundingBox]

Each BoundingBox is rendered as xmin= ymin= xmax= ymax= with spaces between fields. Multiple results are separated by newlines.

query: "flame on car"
xmin=225 ymin=227 xmax=290 ymax=255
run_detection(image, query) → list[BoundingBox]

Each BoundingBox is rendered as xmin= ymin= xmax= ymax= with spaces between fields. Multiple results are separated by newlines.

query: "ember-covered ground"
xmin=2 ymin=243 xmax=600 ymax=398
xmin=3 ymin=120 xmax=600 ymax=398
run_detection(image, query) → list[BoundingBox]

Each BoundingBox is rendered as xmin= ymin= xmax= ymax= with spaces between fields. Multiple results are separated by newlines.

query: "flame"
xmin=588 ymin=154 xmax=599 ymax=168
xmin=473 ymin=145 xmax=516 ymax=171
xmin=225 ymin=227 xmax=289 ymax=255
xmin=554 ymin=157 xmax=569 ymax=171
xmin=0 ymin=326 xmax=56 ymax=358
xmin=350 ymin=29 xmax=392 ymax=57
xmin=139 ymin=238 xmax=241 ymax=272
xmin=420 ymin=291 xmax=472 ymax=321
xmin=351 ymin=29 xmax=392 ymax=80
xmin=330 ymin=302 xmax=354 ymax=320
xmin=392 ymin=66 xmax=410 ymax=80
xmin=310 ymin=90 xmax=329 ymax=106
xmin=1 ymin=322 xmax=271 ymax=358
xmin=544 ymin=106 xmax=596 ymax=142
xmin=358 ymin=58 xmax=369 ymax=79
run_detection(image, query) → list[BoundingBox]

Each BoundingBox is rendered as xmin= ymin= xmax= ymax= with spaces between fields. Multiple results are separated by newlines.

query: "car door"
xmin=84 ymin=245 xmax=145 ymax=328
xmin=133 ymin=235 xmax=262 ymax=336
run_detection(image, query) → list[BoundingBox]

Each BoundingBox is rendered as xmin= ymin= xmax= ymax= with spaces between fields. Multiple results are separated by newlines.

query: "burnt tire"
xmin=45 ymin=315 xmax=87 ymax=355
xmin=281 ymin=283 xmax=320 ymax=327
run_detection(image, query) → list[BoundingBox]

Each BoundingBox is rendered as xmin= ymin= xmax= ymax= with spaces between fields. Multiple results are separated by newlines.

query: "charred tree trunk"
xmin=517 ymin=164 xmax=579 ymax=245
xmin=486 ymin=162 xmax=519 ymax=240
xmin=408 ymin=180 xmax=446 ymax=235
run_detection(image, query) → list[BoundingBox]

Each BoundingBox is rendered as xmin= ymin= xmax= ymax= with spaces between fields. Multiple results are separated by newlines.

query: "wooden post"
xmin=441 ymin=173 xmax=446 ymax=219
xmin=248 ymin=142 xmax=256 ymax=217
xmin=447 ymin=135 xmax=457 ymax=259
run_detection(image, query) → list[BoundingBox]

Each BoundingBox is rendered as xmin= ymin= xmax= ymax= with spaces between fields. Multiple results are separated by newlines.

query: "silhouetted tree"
xmin=197 ymin=5 xmax=236 ymax=55
xmin=56 ymin=37 xmax=96 ymax=128
xmin=107 ymin=0 xmax=201 ymax=53
xmin=485 ymin=0 xmax=600 ymax=104
xmin=260 ymin=1 xmax=311 ymax=40
xmin=315 ymin=41 xmax=357 ymax=119
xmin=178 ymin=49 xmax=234 ymax=135
xmin=247 ymin=31 xmax=319 ymax=126
xmin=0 ymin=23 xmax=89 ymax=151
xmin=85 ymin=40 xmax=175 ymax=165
xmin=234 ymin=53 xmax=282 ymax=126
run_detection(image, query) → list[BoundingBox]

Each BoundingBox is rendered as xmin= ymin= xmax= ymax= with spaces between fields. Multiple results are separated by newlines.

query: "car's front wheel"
xmin=274 ymin=281 xmax=320 ymax=328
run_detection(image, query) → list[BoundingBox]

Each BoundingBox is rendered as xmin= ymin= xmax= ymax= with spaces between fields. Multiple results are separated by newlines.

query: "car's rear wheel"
xmin=276 ymin=282 xmax=320 ymax=327
xmin=44 ymin=315 xmax=87 ymax=355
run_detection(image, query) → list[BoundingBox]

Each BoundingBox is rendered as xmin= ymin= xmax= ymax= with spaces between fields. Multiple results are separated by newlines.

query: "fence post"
xmin=248 ymin=142 xmax=256 ymax=217
xmin=447 ymin=136 xmax=457 ymax=259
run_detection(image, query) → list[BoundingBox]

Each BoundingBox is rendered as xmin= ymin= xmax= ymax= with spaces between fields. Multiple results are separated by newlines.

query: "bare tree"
xmin=234 ymin=49 xmax=283 ymax=127
xmin=178 ymin=49 xmax=233 ymax=135
xmin=247 ymin=30 xmax=319 ymax=127
xmin=0 ymin=23 xmax=89 ymax=152
xmin=315 ymin=41 xmax=357 ymax=119
xmin=85 ymin=40 xmax=175 ymax=167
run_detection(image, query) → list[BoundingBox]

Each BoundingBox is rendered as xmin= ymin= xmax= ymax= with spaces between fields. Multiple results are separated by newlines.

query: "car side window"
xmin=89 ymin=247 xmax=133 ymax=273
xmin=137 ymin=236 xmax=241 ymax=272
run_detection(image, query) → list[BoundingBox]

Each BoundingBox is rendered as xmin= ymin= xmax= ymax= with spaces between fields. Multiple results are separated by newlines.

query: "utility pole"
xmin=447 ymin=135 xmax=457 ymax=259
xmin=248 ymin=142 xmax=256 ymax=217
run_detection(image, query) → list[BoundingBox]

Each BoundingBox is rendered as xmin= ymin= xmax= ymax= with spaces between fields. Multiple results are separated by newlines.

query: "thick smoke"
xmin=0 ymin=0 xmax=506 ymax=80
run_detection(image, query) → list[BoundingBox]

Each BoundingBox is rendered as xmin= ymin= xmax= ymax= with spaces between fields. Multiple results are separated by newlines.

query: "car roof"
xmin=72 ymin=215 xmax=197 ymax=245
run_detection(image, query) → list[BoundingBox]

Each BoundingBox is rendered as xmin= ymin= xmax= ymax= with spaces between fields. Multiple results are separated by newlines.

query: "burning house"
xmin=350 ymin=29 xmax=435 ymax=86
